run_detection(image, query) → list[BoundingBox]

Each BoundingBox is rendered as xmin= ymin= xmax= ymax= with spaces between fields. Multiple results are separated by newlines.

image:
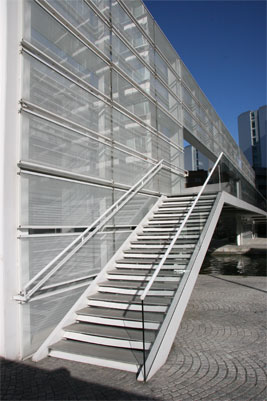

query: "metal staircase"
xmin=31 ymin=154 xmax=231 ymax=380
xmin=42 ymin=192 xmax=218 ymax=376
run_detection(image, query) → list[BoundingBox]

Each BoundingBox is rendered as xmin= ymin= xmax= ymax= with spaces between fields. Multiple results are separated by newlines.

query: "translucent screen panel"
xmin=155 ymin=51 xmax=180 ymax=98
xmin=21 ymin=113 xmax=112 ymax=181
xmin=183 ymin=107 xmax=197 ymax=134
xmin=45 ymin=0 xmax=110 ymax=57
xmin=20 ymin=234 xmax=78 ymax=288
xmin=111 ymin=1 xmax=154 ymax=68
xmin=156 ymin=80 xmax=179 ymax=121
xmin=157 ymin=108 xmax=182 ymax=146
xmin=24 ymin=1 xmax=110 ymax=96
xmin=20 ymin=173 xmax=113 ymax=227
xmin=44 ymin=232 xmax=117 ymax=287
xmin=182 ymin=85 xmax=198 ymax=117
xmin=112 ymin=71 xmax=156 ymax=129
xmin=112 ymin=33 xmax=155 ymax=99
xmin=154 ymin=24 xmax=178 ymax=71
xmin=195 ymin=125 xmax=213 ymax=152
xmin=181 ymin=62 xmax=199 ymax=98
xmin=90 ymin=0 xmax=110 ymax=18
xmin=112 ymin=149 xmax=153 ymax=187
xmin=112 ymin=108 xmax=153 ymax=157
xmin=112 ymin=191 xmax=158 ymax=226
xmin=123 ymin=0 xmax=154 ymax=40
xmin=21 ymin=285 xmax=87 ymax=357
xmin=23 ymin=54 xmax=111 ymax=136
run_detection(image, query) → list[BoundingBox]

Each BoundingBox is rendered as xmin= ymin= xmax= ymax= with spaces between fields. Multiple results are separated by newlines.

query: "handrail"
xmin=16 ymin=159 xmax=185 ymax=302
xmin=140 ymin=152 xmax=223 ymax=302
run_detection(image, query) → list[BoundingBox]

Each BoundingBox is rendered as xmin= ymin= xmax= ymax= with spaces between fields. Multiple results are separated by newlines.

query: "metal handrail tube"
xmin=20 ymin=160 xmax=167 ymax=300
xmin=140 ymin=152 xmax=223 ymax=302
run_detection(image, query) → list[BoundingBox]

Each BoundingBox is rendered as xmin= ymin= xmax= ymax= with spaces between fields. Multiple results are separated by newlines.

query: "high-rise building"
xmin=238 ymin=106 xmax=267 ymax=197
xmin=0 ymin=0 xmax=265 ymax=380
xmin=238 ymin=106 xmax=267 ymax=168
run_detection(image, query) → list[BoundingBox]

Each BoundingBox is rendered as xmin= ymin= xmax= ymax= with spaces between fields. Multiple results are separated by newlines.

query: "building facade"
xmin=238 ymin=105 xmax=267 ymax=197
xmin=0 ymin=0 xmax=261 ymax=361
xmin=238 ymin=105 xmax=267 ymax=168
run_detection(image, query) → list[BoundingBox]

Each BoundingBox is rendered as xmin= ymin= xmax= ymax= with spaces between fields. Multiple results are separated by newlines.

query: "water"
xmin=201 ymin=253 xmax=267 ymax=276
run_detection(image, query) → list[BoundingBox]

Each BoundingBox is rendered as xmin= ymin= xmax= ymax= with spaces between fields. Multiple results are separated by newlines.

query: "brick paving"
xmin=1 ymin=274 xmax=267 ymax=400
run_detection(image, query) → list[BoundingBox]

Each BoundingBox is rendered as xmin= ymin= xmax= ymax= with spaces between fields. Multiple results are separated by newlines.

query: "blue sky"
xmin=144 ymin=0 xmax=266 ymax=145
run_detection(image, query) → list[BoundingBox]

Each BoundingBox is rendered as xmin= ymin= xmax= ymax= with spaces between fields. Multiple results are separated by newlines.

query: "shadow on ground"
xmin=0 ymin=358 xmax=158 ymax=401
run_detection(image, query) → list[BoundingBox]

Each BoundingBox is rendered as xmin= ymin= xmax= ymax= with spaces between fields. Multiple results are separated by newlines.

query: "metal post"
xmin=141 ymin=300 xmax=146 ymax=381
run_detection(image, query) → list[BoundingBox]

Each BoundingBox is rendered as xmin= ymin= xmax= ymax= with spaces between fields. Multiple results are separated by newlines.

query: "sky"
xmin=144 ymin=0 xmax=267 ymax=145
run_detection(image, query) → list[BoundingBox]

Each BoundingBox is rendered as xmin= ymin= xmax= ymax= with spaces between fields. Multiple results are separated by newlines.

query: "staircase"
xmin=43 ymin=192 xmax=218 ymax=378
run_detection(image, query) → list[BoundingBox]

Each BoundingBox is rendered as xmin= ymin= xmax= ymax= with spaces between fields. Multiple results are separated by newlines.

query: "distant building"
xmin=238 ymin=106 xmax=267 ymax=168
xmin=184 ymin=145 xmax=212 ymax=171
xmin=238 ymin=106 xmax=267 ymax=197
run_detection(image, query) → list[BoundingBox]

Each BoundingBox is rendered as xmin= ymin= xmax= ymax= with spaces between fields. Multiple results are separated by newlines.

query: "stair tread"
xmin=116 ymin=258 xmax=187 ymax=264
xmin=50 ymin=340 xmax=144 ymax=365
xmin=129 ymin=243 xmax=195 ymax=248
xmin=76 ymin=306 xmax=165 ymax=322
xmin=108 ymin=268 xmax=184 ymax=276
xmin=64 ymin=322 xmax=156 ymax=342
xmin=89 ymin=293 xmax=172 ymax=305
xmin=99 ymin=280 xmax=179 ymax=289
xmin=124 ymin=248 xmax=193 ymax=254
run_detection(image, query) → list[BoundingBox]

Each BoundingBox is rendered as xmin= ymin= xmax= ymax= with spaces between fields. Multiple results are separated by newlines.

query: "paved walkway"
xmin=1 ymin=275 xmax=266 ymax=400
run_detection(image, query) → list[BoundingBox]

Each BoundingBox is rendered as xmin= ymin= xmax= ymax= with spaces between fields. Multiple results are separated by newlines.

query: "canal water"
xmin=201 ymin=253 xmax=267 ymax=276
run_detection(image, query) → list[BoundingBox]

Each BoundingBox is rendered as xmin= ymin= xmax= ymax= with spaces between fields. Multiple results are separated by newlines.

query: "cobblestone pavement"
xmin=1 ymin=275 xmax=266 ymax=401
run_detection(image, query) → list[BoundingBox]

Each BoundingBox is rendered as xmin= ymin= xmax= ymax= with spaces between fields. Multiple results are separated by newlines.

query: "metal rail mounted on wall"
xmin=14 ymin=160 xmax=187 ymax=303
xmin=139 ymin=152 xmax=224 ymax=381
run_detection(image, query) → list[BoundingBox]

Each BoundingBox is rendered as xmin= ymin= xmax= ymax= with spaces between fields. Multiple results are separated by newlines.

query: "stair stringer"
xmin=32 ymin=195 xmax=166 ymax=362
xmin=137 ymin=191 xmax=224 ymax=381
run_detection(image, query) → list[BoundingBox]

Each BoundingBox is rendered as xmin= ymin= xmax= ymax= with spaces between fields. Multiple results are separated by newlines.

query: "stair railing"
xmin=139 ymin=152 xmax=223 ymax=381
xmin=15 ymin=160 xmax=186 ymax=303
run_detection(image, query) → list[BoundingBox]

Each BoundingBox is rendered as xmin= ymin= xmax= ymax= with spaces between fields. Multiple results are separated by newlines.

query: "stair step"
xmin=99 ymin=280 xmax=179 ymax=289
xmin=166 ymin=194 xmax=216 ymax=201
xmin=88 ymin=299 xmax=168 ymax=312
xmin=106 ymin=273 xmax=180 ymax=282
xmin=146 ymin=219 xmax=206 ymax=226
xmin=158 ymin=206 xmax=212 ymax=211
xmin=124 ymin=248 xmax=193 ymax=254
xmin=64 ymin=323 xmax=155 ymax=349
xmin=136 ymin=234 xmax=198 ymax=240
xmin=161 ymin=200 xmax=213 ymax=207
xmin=132 ymin=239 xmax=197 ymax=245
xmin=98 ymin=285 xmax=175 ymax=296
xmin=142 ymin=227 xmax=202 ymax=232
xmin=129 ymin=243 xmax=195 ymax=249
xmin=115 ymin=261 xmax=187 ymax=269
xmin=89 ymin=292 xmax=172 ymax=306
xmin=49 ymin=340 xmax=143 ymax=372
xmin=108 ymin=268 xmax=184 ymax=276
xmin=123 ymin=253 xmax=192 ymax=259
xmin=154 ymin=209 xmax=209 ymax=215
xmin=76 ymin=306 xmax=163 ymax=329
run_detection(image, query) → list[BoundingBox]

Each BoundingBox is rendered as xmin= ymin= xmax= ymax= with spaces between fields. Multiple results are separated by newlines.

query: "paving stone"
xmin=1 ymin=275 xmax=266 ymax=400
